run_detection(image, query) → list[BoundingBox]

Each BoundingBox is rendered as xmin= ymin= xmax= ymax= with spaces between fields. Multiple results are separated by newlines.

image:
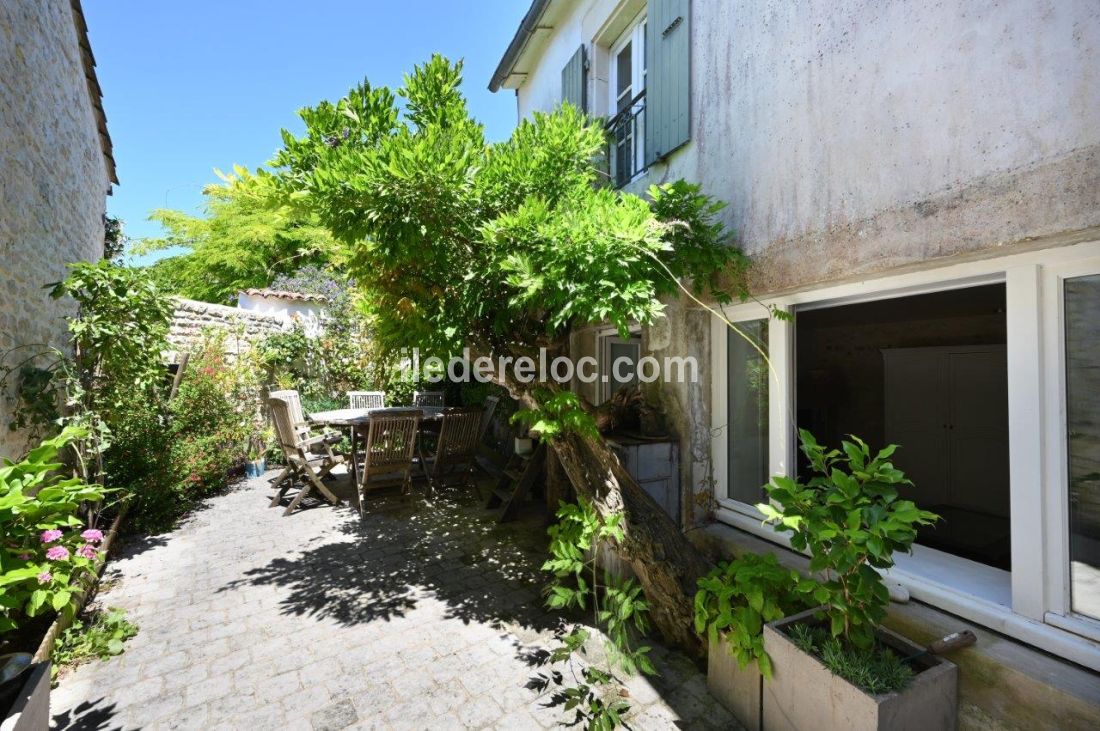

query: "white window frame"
xmin=710 ymin=239 xmax=1100 ymax=672
xmin=597 ymin=326 xmax=643 ymax=404
xmin=608 ymin=12 xmax=646 ymax=184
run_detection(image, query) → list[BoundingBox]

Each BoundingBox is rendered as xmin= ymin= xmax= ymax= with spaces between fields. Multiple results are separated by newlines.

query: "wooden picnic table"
xmin=308 ymin=406 xmax=444 ymax=489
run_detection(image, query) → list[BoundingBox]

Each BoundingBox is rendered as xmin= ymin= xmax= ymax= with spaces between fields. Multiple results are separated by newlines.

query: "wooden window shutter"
xmin=645 ymin=0 xmax=690 ymax=165
xmin=561 ymin=45 xmax=587 ymax=113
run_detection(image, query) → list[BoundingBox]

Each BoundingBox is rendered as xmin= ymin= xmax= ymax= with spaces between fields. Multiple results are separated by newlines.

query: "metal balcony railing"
xmin=606 ymin=90 xmax=646 ymax=188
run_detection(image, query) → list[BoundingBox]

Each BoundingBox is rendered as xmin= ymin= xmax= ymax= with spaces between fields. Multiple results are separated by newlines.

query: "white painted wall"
xmin=236 ymin=293 xmax=326 ymax=337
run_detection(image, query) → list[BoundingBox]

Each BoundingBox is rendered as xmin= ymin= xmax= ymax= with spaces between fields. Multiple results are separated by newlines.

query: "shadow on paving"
xmin=51 ymin=697 xmax=131 ymax=731
xmin=218 ymin=472 xmax=734 ymax=729
xmin=219 ymin=473 xmax=558 ymax=632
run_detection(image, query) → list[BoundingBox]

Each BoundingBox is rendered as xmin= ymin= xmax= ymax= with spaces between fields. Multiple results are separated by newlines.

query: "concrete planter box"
xmin=707 ymin=635 xmax=762 ymax=731
xmin=762 ymin=608 xmax=957 ymax=731
xmin=1 ymin=662 xmax=50 ymax=731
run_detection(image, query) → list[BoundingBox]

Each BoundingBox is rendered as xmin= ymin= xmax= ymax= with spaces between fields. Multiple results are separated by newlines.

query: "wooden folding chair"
xmin=420 ymin=407 xmax=483 ymax=496
xmin=348 ymin=391 xmax=385 ymax=409
xmin=358 ymin=409 xmax=421 ymax=512
xmin=412 ymin=390 xmax=445 ymax=407
xmin=268 ymin=394 xmax=343 ymax=516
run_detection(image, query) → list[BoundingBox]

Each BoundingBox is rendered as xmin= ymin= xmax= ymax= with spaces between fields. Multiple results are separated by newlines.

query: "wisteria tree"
xmin=258 ymin=55 xmax=748 ymax=652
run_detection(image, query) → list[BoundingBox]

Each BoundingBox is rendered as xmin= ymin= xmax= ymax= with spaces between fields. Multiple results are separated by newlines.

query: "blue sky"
xmin=84 ymin=1 xmax=528 ymax=261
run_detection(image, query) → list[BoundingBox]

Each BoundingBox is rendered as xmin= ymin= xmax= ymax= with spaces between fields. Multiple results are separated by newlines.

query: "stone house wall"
xmin=0 ymin=0 xmax=113 ymax=460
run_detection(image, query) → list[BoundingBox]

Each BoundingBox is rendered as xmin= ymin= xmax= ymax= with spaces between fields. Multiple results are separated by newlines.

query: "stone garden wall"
xmin=166 ymin=297 xmax=290 ymax=363
xmin=0 ymin=0 xmax=113 ymax=460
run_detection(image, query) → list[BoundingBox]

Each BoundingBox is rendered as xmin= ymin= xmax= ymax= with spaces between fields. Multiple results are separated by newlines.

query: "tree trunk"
xmin=481 ymin=346 xmax=712 ymax=657
xmin=552 ymin=430 xmax=711 ymax=657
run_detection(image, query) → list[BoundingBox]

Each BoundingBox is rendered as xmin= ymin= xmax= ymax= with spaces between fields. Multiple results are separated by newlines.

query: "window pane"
xmin=1066 ymin=274 xmax=1100 ymax=620
xmin=608 ymin=341 xmax=640 ymax=395
xmin=616 ymin=42 xmax=632 ymax=110
xmin=727 ymin=320 xmax=769 ymax=504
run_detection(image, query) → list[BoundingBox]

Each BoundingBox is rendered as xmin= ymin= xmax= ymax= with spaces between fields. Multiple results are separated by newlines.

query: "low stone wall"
xmin=166 ymin=297 xmax=289 ymax=363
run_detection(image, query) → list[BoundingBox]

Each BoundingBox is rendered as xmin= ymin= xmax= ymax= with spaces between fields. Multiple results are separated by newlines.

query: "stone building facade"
xmin=0 ymin=0 xmax=116 ymax=459
xmin=492 ymin=0 xmax=1100 ymax=724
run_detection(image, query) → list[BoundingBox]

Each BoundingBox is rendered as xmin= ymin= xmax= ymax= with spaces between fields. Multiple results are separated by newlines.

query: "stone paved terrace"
xmin=50 ymin=470 xmax=737 ymax=730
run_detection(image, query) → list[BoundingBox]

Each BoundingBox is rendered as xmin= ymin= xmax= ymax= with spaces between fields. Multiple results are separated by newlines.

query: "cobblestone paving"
xmin=50 ymin=471 xmax=737 ymax=730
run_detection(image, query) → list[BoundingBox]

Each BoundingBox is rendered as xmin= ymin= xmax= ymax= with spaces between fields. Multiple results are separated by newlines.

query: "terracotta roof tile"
xmin=242 ymin=288 xmax=327 ymax=303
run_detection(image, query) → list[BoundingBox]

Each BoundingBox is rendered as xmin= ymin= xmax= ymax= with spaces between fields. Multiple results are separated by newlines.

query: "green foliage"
xmin=261 ymin=54 xmax=745 ymax=362
xmin=757 ymin=430 xmax=938 ymax=648
xmin=113 ymin=330 xmax=254 ymax=533
xmin=169 ymin=333 xmax=250 ymax=495
xmin=2 ymin=262 xmax=172 ymax=494
xmin=51 ymin=606 xmax=138 ymax=680
xmin=787 ymin=623 xmax=913 ymax=695
xmin=103 ymin=215 xmax=125 ymax=262
xmin=511 ymin=388 xmax=598 ymax=442
xmin=255 ymin=266 xmax=393 ymax=408
xmin=0 ymin=427 xmax=107 ymax=634
xmin=647 ymin=180 xmax=749 ymax=306
xmin=48 ymin=261 xmax=172 ymax=421
xmin=102 ymin=402 xmax=176 ymax=532
xmin=693 ymin=553 xmax=813 ymax=678
xmin=135 ymin=174 xmax=338 ymax=304
xmin=538 ymin=500 xmax=655 ymax=729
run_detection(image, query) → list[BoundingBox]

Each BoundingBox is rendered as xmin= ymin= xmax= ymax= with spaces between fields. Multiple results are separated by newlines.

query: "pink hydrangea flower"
xmin=18 ymin=552 xmax=32 ymax=560
xmin=40 ymin=529 xmax=63 ymax=543
xmin=45 ymin=546 xmax=69 ymax=561
xmin=81 ymin=529 xmax=104 ymax=543
xmin=37 ymin=571 xmax=52 ymax=585
xmin=76 ymin=544 xmax=98 ymax=560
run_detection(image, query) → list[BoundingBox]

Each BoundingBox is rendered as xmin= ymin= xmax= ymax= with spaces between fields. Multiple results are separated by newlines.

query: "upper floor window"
xmin=608 ymin=14 xmax=647 ymax=187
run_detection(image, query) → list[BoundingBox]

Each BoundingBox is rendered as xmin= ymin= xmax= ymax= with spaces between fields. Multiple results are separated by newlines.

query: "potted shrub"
xmin=694 ymin=553 xmax=814 ymax=730
xmin=244 ymin=427 xmax=272 ymax=478
xmin=755 ymin=430 xmax=953 ymax=731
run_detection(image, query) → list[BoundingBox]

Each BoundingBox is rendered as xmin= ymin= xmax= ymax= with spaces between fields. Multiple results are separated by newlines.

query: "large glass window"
xmin=727 ymin=320 xmax=769 ymax=504
xmin=795 ymin=285 xmax=1010 ymax=570
xmin=1065 ymin=274 xmax=1100 ymax=621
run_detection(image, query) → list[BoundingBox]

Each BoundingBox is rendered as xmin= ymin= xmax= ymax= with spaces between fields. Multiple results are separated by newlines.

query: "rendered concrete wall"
xmin=514 ymin=0 xmax=1100 ymax=293
xmin=513 ymin=0 xmax=1100 ymax=528
xmin=0 ymin=0 xmax=111 ymax=460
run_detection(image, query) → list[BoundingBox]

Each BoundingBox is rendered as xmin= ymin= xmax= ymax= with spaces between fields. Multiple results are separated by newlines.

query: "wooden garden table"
xmin=308 ymin=406 xmax=444 ymax=489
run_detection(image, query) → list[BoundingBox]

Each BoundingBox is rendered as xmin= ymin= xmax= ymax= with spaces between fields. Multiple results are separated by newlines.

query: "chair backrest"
xmin=269 ymin=389 xmax=305 ymax=425
xmin=437 ymin=408 xmax=484 ymax=462
xmin=364 ymin=409 xmax=421 ymax=469
xmin=412 ymin=390 xmax=445 ymax=407
xmin=268 ymin=395 xmax=302 ymax=454
xmin=479 ymin=396 xmax=500 ymax=441
xmin=348 ymin=391 xmax=385 ymax=409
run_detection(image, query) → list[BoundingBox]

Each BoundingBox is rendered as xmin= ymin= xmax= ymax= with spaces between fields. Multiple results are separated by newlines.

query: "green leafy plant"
xmin=169 ymin=333 xmax=250 ymax=496
xmin=535 ymin=499 xmax=655 ymax=729
xmin=0 ymin=427 xmax=107 ymax=635
xmin=693 ymin=553 xmax=817 ymax=677
xmin=51 ymin=606 xmax=138 ymax=680
xmin=243 ymin=53 xmax=751 ymax=643
xmin=787 ymin=623 xmax=913 ymax=695
xmin=2 ymin=261 xmax=172 ymax=502
xmin=757 ymin=430 xmax=938 ymax=648
xmin=135 ymin=175 xmax=338 ymax=304
xmin=511 ymin=388 xmax=598 ymax=442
